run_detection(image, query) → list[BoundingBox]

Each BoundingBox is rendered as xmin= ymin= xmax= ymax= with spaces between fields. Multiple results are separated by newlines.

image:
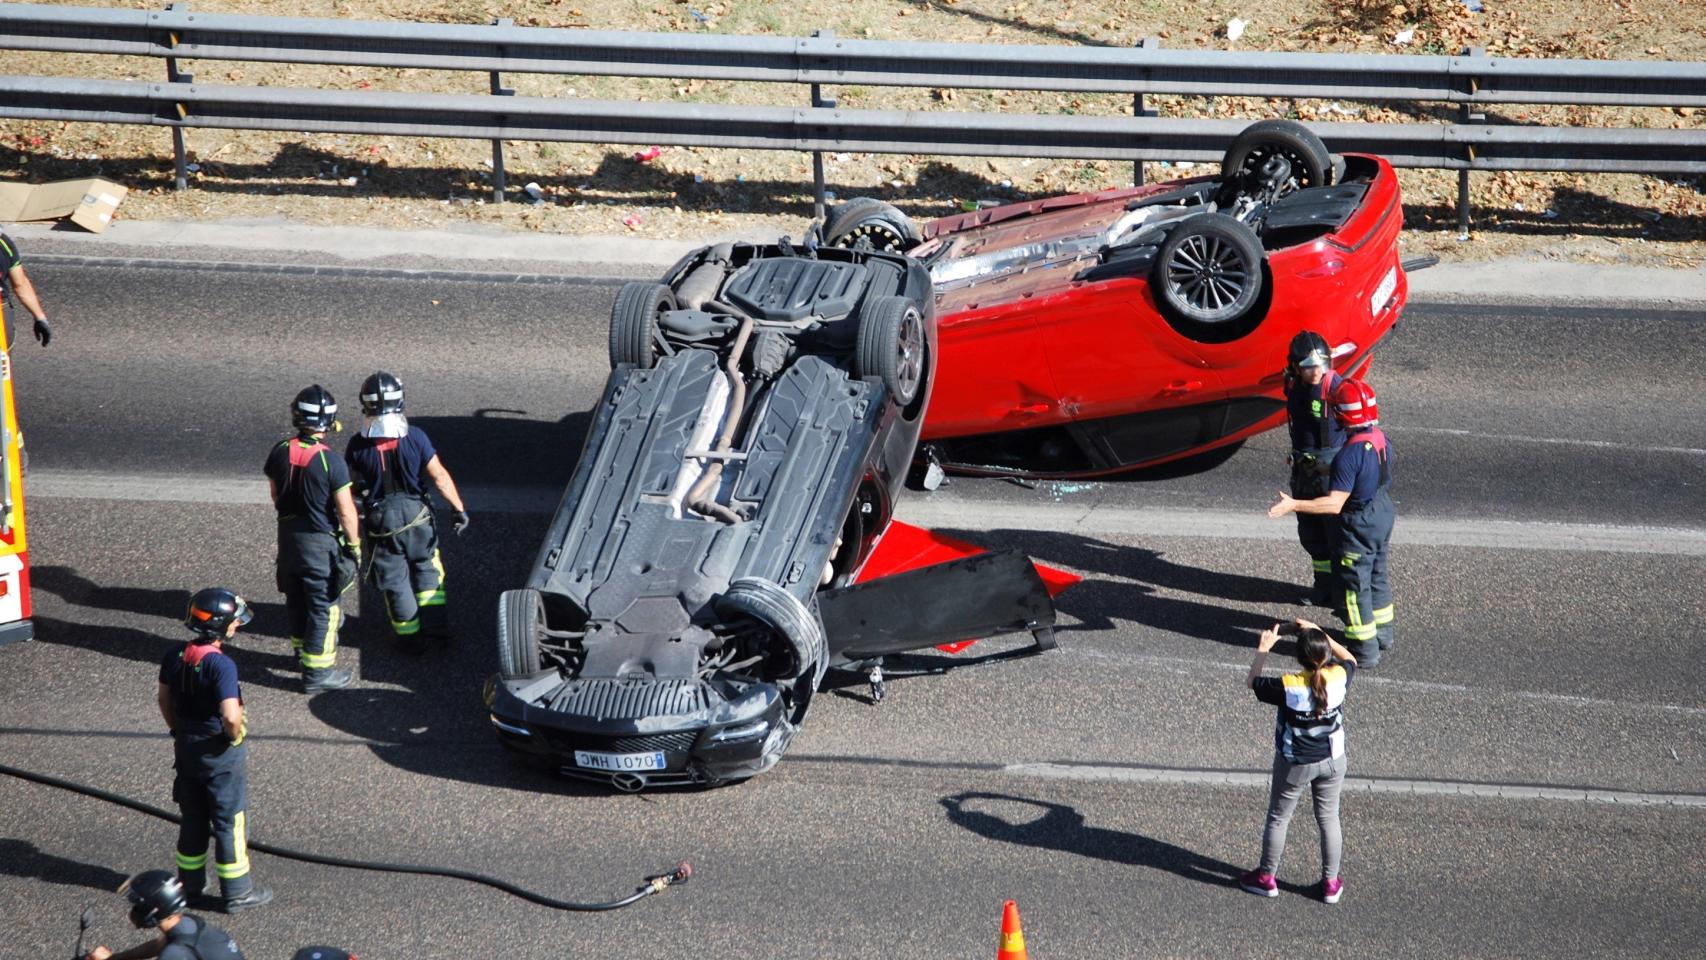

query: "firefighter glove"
xmin=340 ymin=538 xmax=361 ymax=563
xmin=32 ymin=316 xmax=50 ymax=347
xmin=452 ymin=510 xmax=470 ymax=536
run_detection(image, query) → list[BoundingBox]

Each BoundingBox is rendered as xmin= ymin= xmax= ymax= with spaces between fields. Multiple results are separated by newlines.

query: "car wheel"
xmin=854 ymin=296 xmax=927 ymax=408
xmin=1152 ymin=214 xmax=1266 ymax=337
xmin=1221 ymin=119 xmax=1332 ymax=198
xmin=716 ymin=578 xmax=826 ymax=689
xmin=609 ymin=281 xmax=677 ymax=369
xmin=824 ymin=198 xmax=921 ymax=253
xmin=496 ymin=588 xmax=544 ymax=680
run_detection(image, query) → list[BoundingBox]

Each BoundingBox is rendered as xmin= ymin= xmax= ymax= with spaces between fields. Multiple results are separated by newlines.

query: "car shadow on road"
xmin=0 ymin=838 xmax=130 ymax=893
xmin=304 ymin=686 xmax=611 ymax=797
xmin=931 ymin=528 xmax=1300 ymax=647
xmin=408 ymin=409 xmax=590 ymax=491
xmin=940 ymin=791 xmax=1242 ymax=890
xmin=937 ymin=527 xmax=1301 ymax=606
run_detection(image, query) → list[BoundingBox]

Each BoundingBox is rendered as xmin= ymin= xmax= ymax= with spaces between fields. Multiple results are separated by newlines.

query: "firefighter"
xmin=1282 ymin=331 xmax=1344 ymax=606
xmin=265 ymin=385 xmax=361 ymax=692
xmin=158 ymin=589 xmax=272 ymax=916
xmin=1268 ymin=378 xmax=1394 ymax=666
xmin=343 ymin=371 xmax=469 ymax=651
xmin=84 ymin=869 xmax=246 ymax=960
xmin=0 ymin=228 xmax=54 ymax=347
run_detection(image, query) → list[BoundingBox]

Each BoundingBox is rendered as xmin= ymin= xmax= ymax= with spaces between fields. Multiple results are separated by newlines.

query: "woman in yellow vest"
xmin=1238 ymin=618 xmax=1358 ymax=904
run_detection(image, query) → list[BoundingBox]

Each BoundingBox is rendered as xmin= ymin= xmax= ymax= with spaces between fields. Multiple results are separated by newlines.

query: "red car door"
xmin=922 ymin=296 xmax=1064 ymax=442
xmin=1034 ymin=279 xmax=1231 ymax=467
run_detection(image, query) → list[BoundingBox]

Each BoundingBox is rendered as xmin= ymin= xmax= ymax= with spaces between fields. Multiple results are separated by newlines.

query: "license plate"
xmin=573 ymin=749 xmax=666 ymax=772
xmin=1369 ymin=266 xmax=1398 ymax=317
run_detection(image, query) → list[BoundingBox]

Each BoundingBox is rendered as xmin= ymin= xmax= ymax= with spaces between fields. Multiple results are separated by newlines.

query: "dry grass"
xmin=3 ymin=0 xmax=1703 ymax=266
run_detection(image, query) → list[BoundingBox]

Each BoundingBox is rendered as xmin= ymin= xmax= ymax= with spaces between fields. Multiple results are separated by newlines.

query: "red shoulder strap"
xmin=182 ymin=641 xmax=217 ymax=667
xmin=287 ymin=438 xmax=328 ymax=468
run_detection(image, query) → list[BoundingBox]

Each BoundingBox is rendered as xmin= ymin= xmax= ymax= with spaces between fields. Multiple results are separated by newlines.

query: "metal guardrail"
xmin=9 ymin=74 xmax=1703 ymax=174
xmin=2 ymin=2 xmax=1703 ymax=227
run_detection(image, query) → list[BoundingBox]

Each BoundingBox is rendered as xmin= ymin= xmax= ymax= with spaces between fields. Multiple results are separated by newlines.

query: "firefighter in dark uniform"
xmin=158 ymin=589 xmax=272 ymax=915
xmin=1269 ymin=378 xmax=1394 ymax=665
xmin=1281 ymin=331 xmax=1345 ymax=606
xmin=84 ymin=870 xmax=246 ymax=960
xmin=344 ymin=371 xmax=469 ymax=651
xmin=1 ymin=228 xmax=55 ymax=348
xmin=265 ymin=385 xmax=362 ymax=692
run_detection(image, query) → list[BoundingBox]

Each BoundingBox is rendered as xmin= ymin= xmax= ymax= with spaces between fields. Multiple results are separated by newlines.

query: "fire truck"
xmin=0 ymin=300 xmax=32 ymax=646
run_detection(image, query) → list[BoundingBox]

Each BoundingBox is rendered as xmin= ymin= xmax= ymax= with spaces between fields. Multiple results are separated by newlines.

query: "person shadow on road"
xmin=940 ymin=791 xmax=1241 ymax=889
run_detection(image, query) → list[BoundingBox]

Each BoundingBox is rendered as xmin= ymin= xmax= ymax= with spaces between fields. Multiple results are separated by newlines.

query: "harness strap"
xmin=367 ymin=499 xmax=433 ymax=539
xmin=1349 ymin=426 xmax=1391 ymax=488
xmin=282 ymin=437 xmax=330 ymax=502
xmin=375 ymin=438 xmax=401 ymax=498
xmin=1316 ymin=374 xmax=1338 ymax=450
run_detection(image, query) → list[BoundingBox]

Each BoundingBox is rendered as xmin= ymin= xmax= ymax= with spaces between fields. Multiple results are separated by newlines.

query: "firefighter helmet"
xmin=1331 ymin=377 xmax=1379 ymax=428
xmin=122 ymin=870 xmax=188 ymax=929
xmin=359 ymin=371 xmax=406 ymax=416
xmin=186 ymin=587 xmax=254 ymax=639
xmin=291 ymin=384 xmax=339 ymax=432
xmin=1287 ymin=331 xmax=1331 ymax=372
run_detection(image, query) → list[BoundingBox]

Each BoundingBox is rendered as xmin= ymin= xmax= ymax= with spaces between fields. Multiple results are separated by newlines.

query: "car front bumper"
xmin=484 ymin=674 xmax=794 ymax=789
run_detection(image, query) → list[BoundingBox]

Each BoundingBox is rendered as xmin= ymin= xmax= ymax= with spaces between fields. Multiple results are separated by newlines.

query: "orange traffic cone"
xmin=997 ymin=900 xmax=1028 ymax=960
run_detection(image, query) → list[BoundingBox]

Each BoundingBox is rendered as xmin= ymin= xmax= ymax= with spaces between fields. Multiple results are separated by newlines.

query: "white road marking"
xmin=1401 ymin=426 xmax=1706 ymax=457
xmin=1055 ymin=645 xmax=1706 ymax=719
xmin=25 ymin=472 xmax=561 ymax=515
xmin=897 ymin=498 xmax=1706 ymax=557
xmin=1002 ymin=762 xmax=1706 ymax=807
xmin=27 ymin=471 xmax=1706 ymax=556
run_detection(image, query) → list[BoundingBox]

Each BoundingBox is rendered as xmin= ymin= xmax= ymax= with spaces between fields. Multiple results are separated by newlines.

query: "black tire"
xmin=824 ymin=198 xmax=921 ymax=253
xmin=853 ymin=296 xmax=927 ymax=408
xmin=716 ymin=578 xmax=826 ymax=689
xmin=1220 ymin=119 xmax=1332 ymax=196
xmin=609 ymin=281 xmax=677 ymax=369
xmin=496 ymin=588 xmax=544 ymax=680
xmin=1152 ymin=215 xmax=1265 ymax=335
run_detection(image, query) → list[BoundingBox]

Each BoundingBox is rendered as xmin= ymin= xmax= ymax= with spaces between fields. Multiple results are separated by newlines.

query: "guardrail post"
xmin=162 ymin=2 xmax=193 ymax=192
xmin=809 ymin=30 xmax=835 ymax=221
xmin=1457 ymin=46 xmax=1486 ymax=240
xmin=489 ymin=18 xmax=516 ymax=203
xmin=1132 ymin=36 xmax=1161 ymax=186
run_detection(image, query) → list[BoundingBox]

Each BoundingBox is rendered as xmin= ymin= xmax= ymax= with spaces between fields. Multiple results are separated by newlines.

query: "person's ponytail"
xmin=1295 ymin=627 xmax=1334 ymax=718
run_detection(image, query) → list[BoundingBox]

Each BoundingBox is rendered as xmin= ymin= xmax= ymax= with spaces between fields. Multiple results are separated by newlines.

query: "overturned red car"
xmin=822 ymin=120 xmax=1408 ymax=478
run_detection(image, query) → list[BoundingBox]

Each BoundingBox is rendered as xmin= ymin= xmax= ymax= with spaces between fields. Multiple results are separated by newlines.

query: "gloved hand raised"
xmin=452 ymin=510 xmax=471 ymax=536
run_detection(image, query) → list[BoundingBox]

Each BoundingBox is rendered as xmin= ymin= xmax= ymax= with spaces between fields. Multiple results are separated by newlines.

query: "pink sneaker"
xmin=1322 ymin=877 xmax=1344 ymax=904
xmin=1237 ymin=870 xmax=1278 ymax=898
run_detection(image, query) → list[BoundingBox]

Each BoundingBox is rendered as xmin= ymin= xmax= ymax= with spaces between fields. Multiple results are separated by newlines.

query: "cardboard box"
xmin=0 ymin=177 xmax=129 ymax=234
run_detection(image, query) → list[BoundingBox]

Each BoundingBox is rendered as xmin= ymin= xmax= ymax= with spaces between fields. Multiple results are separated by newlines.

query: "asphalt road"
xmin=2 ymin=258 xmax=1703 ymax=959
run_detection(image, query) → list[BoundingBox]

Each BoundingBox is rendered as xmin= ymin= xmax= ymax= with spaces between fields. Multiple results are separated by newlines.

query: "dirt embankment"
xmin=3 ymin=0 xmax=1703 ymax=266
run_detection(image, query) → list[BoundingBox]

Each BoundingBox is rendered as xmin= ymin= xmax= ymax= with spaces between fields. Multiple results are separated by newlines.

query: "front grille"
xmin=543 ymin=729 xmax=700 ymax=755
xmin=546 ymin=678 xmax=712 ymax=720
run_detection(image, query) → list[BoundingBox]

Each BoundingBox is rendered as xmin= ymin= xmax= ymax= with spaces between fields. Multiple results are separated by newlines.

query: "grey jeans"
xmin=1258 ymin=752 xmax=1347 ymax=880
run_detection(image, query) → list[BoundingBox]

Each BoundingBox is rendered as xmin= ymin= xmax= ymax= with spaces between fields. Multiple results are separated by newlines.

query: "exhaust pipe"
xmin=611 ymin=772 xmax=649 ymax=793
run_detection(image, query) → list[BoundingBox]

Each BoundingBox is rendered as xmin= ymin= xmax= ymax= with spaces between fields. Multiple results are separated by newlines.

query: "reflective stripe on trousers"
xmin=1336 ymin=489 xmax=1394 ymax=650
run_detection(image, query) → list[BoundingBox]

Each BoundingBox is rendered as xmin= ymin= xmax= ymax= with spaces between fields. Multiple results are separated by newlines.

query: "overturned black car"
xmin=484 ymin=238 xmax=1062 ymax=789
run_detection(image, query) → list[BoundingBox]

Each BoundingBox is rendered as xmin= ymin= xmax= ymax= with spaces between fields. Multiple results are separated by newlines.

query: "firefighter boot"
xmin=222 ymin=885 xmax=274 ymax=915
xmin=1348 ymin=639 xmax=1380 ymax=669
xmin=303 ymin=666 xmax=354 ymax=693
